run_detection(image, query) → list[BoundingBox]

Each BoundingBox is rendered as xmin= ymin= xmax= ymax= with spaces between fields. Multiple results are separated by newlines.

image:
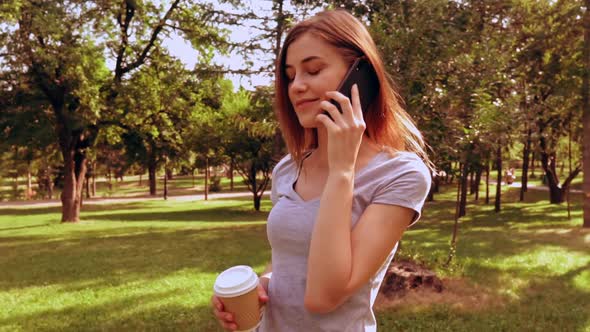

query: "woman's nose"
xmin=290 ymin=75 xmax=308 ymax=93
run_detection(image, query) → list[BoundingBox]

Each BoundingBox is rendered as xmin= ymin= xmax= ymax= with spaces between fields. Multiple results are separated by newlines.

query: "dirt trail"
xmin=0 ymin=190 xmax=271 ymax=209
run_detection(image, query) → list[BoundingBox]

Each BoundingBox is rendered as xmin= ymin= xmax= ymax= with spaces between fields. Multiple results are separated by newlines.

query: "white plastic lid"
xmin=213 ymin=265 xmax=259 ymax=297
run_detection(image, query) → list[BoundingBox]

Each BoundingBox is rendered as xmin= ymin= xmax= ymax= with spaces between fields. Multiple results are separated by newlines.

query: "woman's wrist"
xmin=259 ymin=272 xmax=271 ymax=292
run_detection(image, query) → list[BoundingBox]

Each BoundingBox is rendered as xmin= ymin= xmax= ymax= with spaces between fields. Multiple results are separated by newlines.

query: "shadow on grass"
xmin=0 ymin=203 xmax=155 ymax=217
xmin=0 ymin=223 xmax=53 ymax=231
xmin=376 ymin=263 xmax=590 ymax=331
xmin=0 ymin=224 xmax=270 ymax=291
xmin=85 ymin=204 xmax=270 ymax=223
xmin=400 ymin=199 xmax=588 ymax=273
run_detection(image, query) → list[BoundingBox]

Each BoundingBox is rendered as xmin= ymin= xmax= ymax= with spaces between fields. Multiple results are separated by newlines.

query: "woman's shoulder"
xmin=379 ymin=151 xmax=431 ymax=176
xmin=362 ymin=150 xmax=432 ymax=192
xmin=272 ymin=153 xmax=297 ymax=178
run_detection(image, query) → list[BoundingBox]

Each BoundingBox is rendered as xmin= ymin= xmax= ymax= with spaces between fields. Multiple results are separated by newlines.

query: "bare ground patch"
xmin=375 ymin=277 xmax=504 ymax=312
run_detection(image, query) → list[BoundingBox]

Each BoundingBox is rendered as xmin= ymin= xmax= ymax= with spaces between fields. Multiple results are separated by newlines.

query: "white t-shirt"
xmin=258 ymin=150 xmax=431 ymax=332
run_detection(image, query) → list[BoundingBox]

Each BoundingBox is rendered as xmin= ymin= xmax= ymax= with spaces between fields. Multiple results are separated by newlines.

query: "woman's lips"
xmin=297 ymin=98 xmax=319 ymax=109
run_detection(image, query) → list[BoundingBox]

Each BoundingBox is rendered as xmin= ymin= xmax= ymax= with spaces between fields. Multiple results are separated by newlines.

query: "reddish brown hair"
xmin=274 ymin=9 xmax=432 ymax=168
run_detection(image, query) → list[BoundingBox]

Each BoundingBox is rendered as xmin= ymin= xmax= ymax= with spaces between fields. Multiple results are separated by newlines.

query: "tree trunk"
xmin=91 ymin=161 xmax=96 ymax=197
xmin=230 ymin=158 xmax=234 ymax=191
xmin=459 ymin=162 xmax=468 ymax=218
xmin=251 ymin=163 xmax=260 ymax=211
xmin=445 ymin=176 xmax=462 ymax=267
xmin=60 ymin=144 xmax=87 ymax=222
xmin=583 ymin=0 xmax=590 ymax=228
xmin=474 ymin=167 xmax=482 ymax=201
xmin=567 ymin=122 xmax=572 ymax=220
xmin=485 ymin=162 xmax=490 ymax=204
xmin=164 ymin=167 xmax=168 ymax=200
xmin=107 ymin=167 xmax=112 ymax=192
xmin=520 ymin=127 xmax=531 ymax=201
xmin=495 ymin=145 xmax=502 ymax=213
xmin=12 ymin=146 xmax=18 ymax=200
xmin=530 ymin=152 xmax=536 ymax=178
xmin=545 ymin=155 xmax=563 ymax=203
xmin=204 ymin=157 xmax=209 ymax=201
xmin=427 ymin=171 xmax=437 ymax=202
xmin=26 ymin=159 xmax=33 ymax=200
xmin=47 ymin=164 xmax=54 ymax=199
xmin=148 ymin=156 xmax=157 ymax=196
xmin=538 ymin=134 xmax=582 ymax=205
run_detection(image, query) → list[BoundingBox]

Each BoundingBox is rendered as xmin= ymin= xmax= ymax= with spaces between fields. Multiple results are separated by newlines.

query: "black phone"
xmin=326 ymin=57 xmax=380 ymax=117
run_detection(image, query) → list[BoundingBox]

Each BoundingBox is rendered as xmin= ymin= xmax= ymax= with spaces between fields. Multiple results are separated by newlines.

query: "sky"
xmin=158 ymin=0 xmax=320 ymax=91
xmin=160 ymin=0 xmax=274 ymax=90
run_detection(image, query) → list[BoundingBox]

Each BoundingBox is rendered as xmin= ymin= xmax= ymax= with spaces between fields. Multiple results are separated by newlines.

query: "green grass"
xmin=0 ymin=184 xmax=589 ymax=331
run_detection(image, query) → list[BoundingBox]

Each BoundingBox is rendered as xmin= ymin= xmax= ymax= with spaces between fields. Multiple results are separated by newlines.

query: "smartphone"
xmin=326 ymin=57 xmax=380 ymax=117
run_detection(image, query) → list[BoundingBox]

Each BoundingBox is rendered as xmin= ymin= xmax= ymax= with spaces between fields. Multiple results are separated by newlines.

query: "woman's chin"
xmin=296 ymin=112 xmax=322 ymax=128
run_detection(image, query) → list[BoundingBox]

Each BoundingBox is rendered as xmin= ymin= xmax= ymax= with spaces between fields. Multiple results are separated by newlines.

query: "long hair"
xmin=274 ymin=9 xmax=432 ymax=170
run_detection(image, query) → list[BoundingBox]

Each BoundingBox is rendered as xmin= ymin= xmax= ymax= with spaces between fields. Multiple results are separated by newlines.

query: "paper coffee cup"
xmin=214 ymin=265 xmax=261 ymax=332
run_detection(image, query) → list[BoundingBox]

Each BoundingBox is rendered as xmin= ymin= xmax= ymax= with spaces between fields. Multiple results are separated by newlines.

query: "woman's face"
xmin=284 ymin=33 xmax=350 ymax=128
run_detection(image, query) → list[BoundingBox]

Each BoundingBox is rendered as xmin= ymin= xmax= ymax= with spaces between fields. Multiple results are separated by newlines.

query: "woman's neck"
xmin=309 ymin=127 xmax=381 ymax=172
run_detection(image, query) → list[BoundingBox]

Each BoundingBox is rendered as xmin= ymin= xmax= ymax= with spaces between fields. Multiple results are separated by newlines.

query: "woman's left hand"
xmin=315 ymin=84 xmax=366 ymax=175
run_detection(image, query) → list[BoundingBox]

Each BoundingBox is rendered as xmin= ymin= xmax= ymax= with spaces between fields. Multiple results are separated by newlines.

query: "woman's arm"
xmin=306 ymin=86 xmax=421 ymax=313
xmin=304 ymin=178 xmax=414 ymax=313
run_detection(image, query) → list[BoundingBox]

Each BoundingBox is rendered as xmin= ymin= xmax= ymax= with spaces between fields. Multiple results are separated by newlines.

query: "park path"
xmin=497 ymin=181 xmax=583 ymax=193
xmin=0 ymin=190 xmax=271 ymax=209
xmin=0 ymin=181 xmax=583 ymax=209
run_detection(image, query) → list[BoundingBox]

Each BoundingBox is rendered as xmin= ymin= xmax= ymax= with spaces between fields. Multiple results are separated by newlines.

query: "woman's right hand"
xmin=211 ymin=279 xmax=269 ymax=331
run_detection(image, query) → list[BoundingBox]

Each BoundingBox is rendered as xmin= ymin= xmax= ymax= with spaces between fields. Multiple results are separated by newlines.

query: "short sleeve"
xmin=270 ymin=154 xmax=291 ymax=206
xmin=371 ymin=156 xmax=431 ymax=227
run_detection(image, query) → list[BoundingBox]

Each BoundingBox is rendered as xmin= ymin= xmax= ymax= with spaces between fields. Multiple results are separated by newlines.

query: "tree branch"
xmin=122 ymin=0 xmax=182 ymax=75
xmin=114 ymin=0 xmax=135 ymax=85
xmin=562 ymin=164 xmax=582 ymax=189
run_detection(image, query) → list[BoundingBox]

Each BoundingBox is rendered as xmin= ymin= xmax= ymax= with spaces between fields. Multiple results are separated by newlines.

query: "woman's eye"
xmin=308 ymin=69 xmax=320 ymax=75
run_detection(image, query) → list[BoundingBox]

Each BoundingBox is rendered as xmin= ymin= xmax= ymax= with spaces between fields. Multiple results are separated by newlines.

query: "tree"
xmin=1 ymin=0 xmax=238 ymax=221
xmin=0 ymin=68 xmax=57 ymax=200
xmin=120 ymin=54 xmax=197 ymax=196
xmin=512 ymin=0 xmax=583 ymax=204
xmin=223 ymin=86 xmax=277 ymax=211
xmin=583 ymin=0 xmax=590 ymax=228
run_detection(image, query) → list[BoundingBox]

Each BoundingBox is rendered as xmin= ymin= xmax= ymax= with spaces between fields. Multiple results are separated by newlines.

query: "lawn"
xmin=0 ymin=183 xmax=588 ymax=331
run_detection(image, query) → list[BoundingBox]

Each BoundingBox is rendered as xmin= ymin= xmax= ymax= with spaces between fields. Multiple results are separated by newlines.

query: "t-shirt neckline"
xmin=290 ymin=150 xmax=386 ymax=204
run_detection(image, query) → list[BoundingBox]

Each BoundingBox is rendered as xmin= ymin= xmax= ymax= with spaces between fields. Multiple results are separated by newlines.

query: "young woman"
xmin=212 ymin=9 xmax=432 ymax=331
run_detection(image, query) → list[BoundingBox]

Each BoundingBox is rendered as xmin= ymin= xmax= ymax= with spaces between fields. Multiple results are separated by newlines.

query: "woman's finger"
xmin=221 ymin=321 xmax=238 ymax=331
xmin=211 ymin=295 xmax=224 ymax=311
xmin=213 ymin=308 xmax=234 ymax=322
xmin=319 ymin=100 xmax=347 ymax=127
xmin=257 ymin=283 xmax=269 ymax=303
xmin=315 ymin=113 xmax=341 ymax=133
xmin=325 ymin=90 xmax=354 ymax=122
xmin=350 ymin=84 xmax=363 ymax=119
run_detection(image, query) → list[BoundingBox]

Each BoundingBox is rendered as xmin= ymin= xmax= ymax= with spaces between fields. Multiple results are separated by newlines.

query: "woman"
xmin=212 ymin=9 xmax=432 ymax=331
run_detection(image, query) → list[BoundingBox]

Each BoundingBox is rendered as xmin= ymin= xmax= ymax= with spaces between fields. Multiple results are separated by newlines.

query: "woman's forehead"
xmin=285 ymin=34 xmax=338 ymax=67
